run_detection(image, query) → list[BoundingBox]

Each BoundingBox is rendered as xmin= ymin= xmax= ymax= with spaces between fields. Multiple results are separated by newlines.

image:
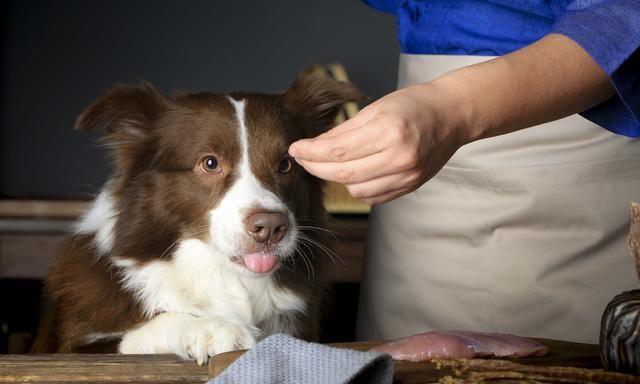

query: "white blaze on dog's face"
xmin=209 ymin=97 xmax=298 ymax=276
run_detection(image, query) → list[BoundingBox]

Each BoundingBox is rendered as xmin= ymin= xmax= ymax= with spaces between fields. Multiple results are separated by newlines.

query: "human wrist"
xmin=425 ymin=34 xmax=617 ymax=146
xmin=420 ymin=75 xmax=478 ymax=147
xmin=432 ymin=58 xmax=523 ymax=145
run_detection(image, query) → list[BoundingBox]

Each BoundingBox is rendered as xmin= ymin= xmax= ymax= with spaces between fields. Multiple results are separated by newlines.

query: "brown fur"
xmin=32 ymin=71 xmax=363 ymax=353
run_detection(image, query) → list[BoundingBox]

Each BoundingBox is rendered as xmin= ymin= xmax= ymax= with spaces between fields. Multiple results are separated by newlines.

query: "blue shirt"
xmin=365 ymin=0 xmax=640 ymax=137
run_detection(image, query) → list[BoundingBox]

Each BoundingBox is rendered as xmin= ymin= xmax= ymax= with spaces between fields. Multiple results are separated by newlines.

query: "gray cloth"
xmin=209 ymin=334 xmax=394 ymax=384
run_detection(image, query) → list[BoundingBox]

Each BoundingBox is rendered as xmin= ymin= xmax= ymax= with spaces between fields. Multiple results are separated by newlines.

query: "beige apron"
xmin=356 ymin=54 xmax=640 ymax=344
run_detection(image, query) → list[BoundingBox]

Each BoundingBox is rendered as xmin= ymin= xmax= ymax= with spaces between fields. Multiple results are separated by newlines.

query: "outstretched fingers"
xmin=294 ymin=150 xmax=390 ymax=184
xmin=289 ymin=114 xmax=383 ymax=163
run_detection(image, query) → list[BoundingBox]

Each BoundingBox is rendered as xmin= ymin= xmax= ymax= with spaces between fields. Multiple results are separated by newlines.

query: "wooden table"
xmin=0 ymin=354 xmax=208 ymax=383
xmin=209 ymin=339 xmax=603 ymax=383
xmin=0 ymin=339 xmax=603 ymax=383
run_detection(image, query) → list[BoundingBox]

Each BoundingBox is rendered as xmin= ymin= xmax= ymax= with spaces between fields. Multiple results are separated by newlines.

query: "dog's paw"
xmin=118 ymin=312 xmax=257 ymax=365
xmin=119 ymin=332 xmax=161 ymax=355
xmin=176 ymin=318 xmax=257 ymax=365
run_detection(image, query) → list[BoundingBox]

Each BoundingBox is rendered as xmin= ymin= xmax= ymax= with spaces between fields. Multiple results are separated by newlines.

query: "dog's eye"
xmin=278 ymin=156 xmax=293 ymax=174
xmin=201 ymin=156 xmax=221 ymax=173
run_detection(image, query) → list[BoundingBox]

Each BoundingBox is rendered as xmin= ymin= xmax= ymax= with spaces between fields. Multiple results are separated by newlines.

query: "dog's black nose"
xmin=244 ymin=211 xmax=289 ymax=244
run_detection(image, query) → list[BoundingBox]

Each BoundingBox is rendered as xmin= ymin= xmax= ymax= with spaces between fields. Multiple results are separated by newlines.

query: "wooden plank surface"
xmin=0 ymin=339 xmax=603 ymax=384
xmin=208 ymin=339 xmax=602 ymax=383
xmin=0 ymin=354 xmax=208 ymax=384
xmin=0 ymin=233 xmax=65 ymax=279
xmin=0 ymin=200 xmax=89 ymax=218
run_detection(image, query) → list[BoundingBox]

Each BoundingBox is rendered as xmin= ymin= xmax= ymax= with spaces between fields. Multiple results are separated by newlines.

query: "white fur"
xmin=117 ymin=238 xmax=306 ymax=363
xmin=83 ymin=331 xmax=125 ymax=345
xmin=209 ymin=97 xmax=298 ymax=271
xmin=119 ymin=312 xmax=256 ymax=365
xmin=74 ymin=186 xmax=117 ymax=255
xmin=116 ymin=238 xmax=306 ymax=324
xmin=115 ymin=97 xmax=306 ymax=363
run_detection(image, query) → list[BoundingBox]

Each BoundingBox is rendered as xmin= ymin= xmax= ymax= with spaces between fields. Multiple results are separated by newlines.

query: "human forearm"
xmin=288 ymin=34 xmax=617 ymax=204
xmin=433 ymin=33 xmax=615 ymax=144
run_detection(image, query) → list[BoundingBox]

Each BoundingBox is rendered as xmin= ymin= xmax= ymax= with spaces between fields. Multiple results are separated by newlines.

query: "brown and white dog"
xmin=32 ymin=71 xmax=362 ymax=364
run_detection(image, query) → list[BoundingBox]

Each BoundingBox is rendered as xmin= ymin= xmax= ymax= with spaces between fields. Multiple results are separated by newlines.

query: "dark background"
xmin=1 ymin=0 xmax=398 ymax=199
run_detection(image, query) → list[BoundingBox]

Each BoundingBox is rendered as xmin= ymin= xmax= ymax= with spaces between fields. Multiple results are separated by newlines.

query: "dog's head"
xmin=76 ymin=71 xmax=363 ymax=277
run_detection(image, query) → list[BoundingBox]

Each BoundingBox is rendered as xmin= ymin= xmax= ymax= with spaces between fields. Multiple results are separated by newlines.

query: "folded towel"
xmin=209 ymin=334 xmax=394 ymax=384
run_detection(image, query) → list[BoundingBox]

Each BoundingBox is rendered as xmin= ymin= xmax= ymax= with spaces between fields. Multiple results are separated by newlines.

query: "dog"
xmin=31 ymin=70 xmax=362 ymax=364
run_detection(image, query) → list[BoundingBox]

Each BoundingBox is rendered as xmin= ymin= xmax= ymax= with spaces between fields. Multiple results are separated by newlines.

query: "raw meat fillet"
xmin=369 ymin=330 xmax=549 ymax=362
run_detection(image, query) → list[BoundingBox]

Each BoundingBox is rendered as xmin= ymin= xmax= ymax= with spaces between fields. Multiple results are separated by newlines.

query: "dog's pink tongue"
xmin=243 ymin=252 xmax=278 ymax=273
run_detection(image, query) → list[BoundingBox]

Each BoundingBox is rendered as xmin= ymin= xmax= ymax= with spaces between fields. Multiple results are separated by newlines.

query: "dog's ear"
xmin=75 ymin=82 xmax=168 ymax=136
xmin=280 ymin=68 xmax=365 ymax=132
xmin=75 ymin=82 xmax=169 ymax=171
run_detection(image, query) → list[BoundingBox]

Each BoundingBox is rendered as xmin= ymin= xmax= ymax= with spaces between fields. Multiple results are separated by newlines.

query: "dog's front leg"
xmin=119 ymin=312 xmax=257 ymax=364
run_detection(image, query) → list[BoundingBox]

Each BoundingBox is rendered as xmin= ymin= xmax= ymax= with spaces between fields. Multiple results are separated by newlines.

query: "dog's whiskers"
xmin=159 ymin=239 xmax=184 ymax=259
xmin=294 ymin=243 xmax=314 ymax=279
xmin=298 ymin=225 xmax=342 ymax=242
xmin=297 ymin=234 xmax=344 ymax=266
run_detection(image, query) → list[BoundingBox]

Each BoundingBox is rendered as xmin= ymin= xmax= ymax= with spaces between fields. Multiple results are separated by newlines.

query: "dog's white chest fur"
xmin=111 ymin=238 xmax=306 ymax=363
xmin=114 ymin=238 xmax=306 ymax=328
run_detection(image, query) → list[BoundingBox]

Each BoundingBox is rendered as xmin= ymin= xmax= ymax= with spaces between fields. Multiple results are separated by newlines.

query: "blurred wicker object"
xmin=599 ymin=201 xmax=640 ymax=374
xmin=436 ymin=358 xmax=640 ymax=384
xmin=309 ymin=63 xmax=370 ymax=214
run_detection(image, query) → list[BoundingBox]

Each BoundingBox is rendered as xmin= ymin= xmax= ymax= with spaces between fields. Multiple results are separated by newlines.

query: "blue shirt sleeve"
xmin=548 ymin=1 xmax=640 ymax=137
xmin=363 ymin=0 xmax=640 ymax=137
xmin=362 ymin=0 xmax=403 ymax=14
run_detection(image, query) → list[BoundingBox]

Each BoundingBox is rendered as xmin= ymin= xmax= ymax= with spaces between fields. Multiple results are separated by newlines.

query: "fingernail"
xmin=288 ymin=143 xmax=299 ymax=157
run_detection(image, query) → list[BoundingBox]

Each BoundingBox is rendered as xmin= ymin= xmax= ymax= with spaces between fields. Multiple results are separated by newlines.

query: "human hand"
xmin=288 ymin=81 xmax=469 ymax=205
